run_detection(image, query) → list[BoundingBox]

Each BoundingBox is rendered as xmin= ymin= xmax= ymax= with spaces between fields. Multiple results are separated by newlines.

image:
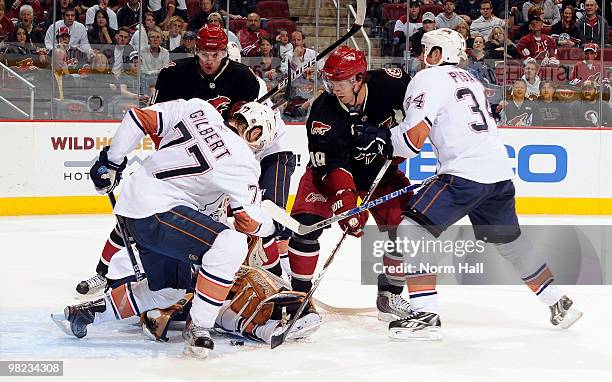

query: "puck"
xmin=230 ymin=340 xmax=244 ymax=346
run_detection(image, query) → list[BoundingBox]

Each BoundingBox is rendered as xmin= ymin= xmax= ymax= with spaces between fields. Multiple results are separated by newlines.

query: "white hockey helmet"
xmin=234 ymin=102 xmax=277 ymax=153
xmin=421 ymin=28 xmax=467 ymax=67
xmin=227 ymin=41 xmax=241 ymax=63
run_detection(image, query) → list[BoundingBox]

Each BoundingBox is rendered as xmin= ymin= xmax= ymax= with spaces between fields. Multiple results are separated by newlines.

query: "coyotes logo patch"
xmin=311 ymin=121 xmax=332 ymax=135
xmin=384 ymin=68 xmax=402 ymax=78
xmin=207 ymin=96 xmax=232 ymax=113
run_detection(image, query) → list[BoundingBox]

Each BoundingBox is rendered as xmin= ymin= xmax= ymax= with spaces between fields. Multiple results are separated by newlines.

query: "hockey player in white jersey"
xmin=357 ymin=28 xmax=583 ymax=340
xmin=57 ymin=99 xmax=281 ymax=358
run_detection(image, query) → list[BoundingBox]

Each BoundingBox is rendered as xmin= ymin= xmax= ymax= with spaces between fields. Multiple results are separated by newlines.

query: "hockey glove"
xmin=90 ymin=146 xmax=127 ymax=194
xmin=352 ymin=123 xmax=393 ymax=162
xmin=325 ymin=168 xmax=369 ymax=238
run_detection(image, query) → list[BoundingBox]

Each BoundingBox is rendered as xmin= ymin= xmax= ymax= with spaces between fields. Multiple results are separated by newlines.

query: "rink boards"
xmin=0 ymin=121 xmax=610 ymax=215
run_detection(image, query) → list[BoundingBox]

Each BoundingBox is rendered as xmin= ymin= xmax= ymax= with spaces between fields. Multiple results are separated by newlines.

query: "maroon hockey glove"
xmin=325 ymin=168 xmax=369 ymax=238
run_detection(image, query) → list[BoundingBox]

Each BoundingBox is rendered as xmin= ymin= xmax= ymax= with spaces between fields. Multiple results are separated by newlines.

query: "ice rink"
xmin=1 ymin=214 xmax=611 ymax=381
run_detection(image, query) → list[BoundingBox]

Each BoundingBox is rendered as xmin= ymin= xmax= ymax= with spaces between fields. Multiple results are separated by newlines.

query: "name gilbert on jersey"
xmin=189 ymin=110 xmax=231 ymax=159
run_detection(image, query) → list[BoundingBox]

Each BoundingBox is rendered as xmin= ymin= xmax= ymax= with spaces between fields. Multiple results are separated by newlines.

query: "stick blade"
xmin=262 ymin=200 xmax=301 ymax=234
xmin=270 ymin=332 xmax=286 ymax=349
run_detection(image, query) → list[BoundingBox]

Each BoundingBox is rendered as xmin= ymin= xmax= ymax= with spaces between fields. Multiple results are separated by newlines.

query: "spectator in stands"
xmin=282 ymin=30 xmax=319 ymax=100
xmin=515 ymin=5 xmax=543 ymax=41
xmin=80 ymin=51 xmax=116 ymax=106
xmin=467 ymin=35 xmax=497 ymax=84
xmin=517 ymin=14 xmax=559 ymax=66
xmin=139 ymin=26 xmax=169 ymax=93
xmin=257 ymin=36 xmax=279 ymax=82
xmin=275 ymin=28 xmax=292 ymax=61
xmin=569 ymin=43 xmax=602 ymax=84
xmin=237 ymin=12 xmax=268 ymax=57
xmin=0 ymin=26 xmax=46 ymax=66
xmin=130 ymin=11 xmax=156 ymax=51
xmin=85 ymin=0 xmax=118 ymax=30
xmin=46 ymin=0 xmax=77 ymax=29
xmin=470 ymin=0 xmax=505 ymax=41
xmin=206 ymin=12 xmax=241 ymax=51
xmin=531 ymin=80 xmax=568 ymax=126
xmin=116 ymin=0 xmax=140 ymax=29
xmin=562 ymin=0 xmax=585 ymax=19
xmin=436 ymin=0 xmax=463 ymax=29
xmin=117 ymin=50 xmax=149 ymax=106
xmin=470 ymin=35 xmax=486 ymax=61
xmin=11 ymin=4 xmax=44 ymax=43
xmin=409 ymin=11 xmax=436 ymax=57
xmin=550 ymin=5 xmax=581 ymax=47
xmin=170 ymin=29 xmax=196 ymax=56
xmin=188 ymin=0 xmax=214 ymax=32
xmin=0 ymin=1 xmax=14 ymax=41
xmin=522 ymin=0 xmax=560 ymax=27
xmin=491 ymin=0 xmax=523 ymax=25
xmin=87 ymin=9 xmax=115 ymax=45
xmin=394 ymin=0 xmax=422 ymax=42
xmin=162 ymin=16 xmax=183 ymax=51
xmin=454 ymin=20 xmax=474 ymax=48
xmin=576 ymin=0 xmax=609 ymax=47
xmin=499 ymin=79 xmax=534 ymax=126
xmin=51 ymin=26 xmax=80 ymax=100
xmin=485 ymin=26 xmax=518 ymax=59
xmin=45 ymin=6 xmax=92 ymax=59
xmin=522 ymin=57 xmax=542 ymax=99
xmin=107 ymin=26 xmax=133 ymax=76
xmin=571 ymin=80 xmax=607 ymax=127
xmin=172 ymin=0 xmax=189 ymax=24
xmin=7 ymin=0 xmax=43 ymax=26
xmin=455 ymin=0 xmax=481 ymax=23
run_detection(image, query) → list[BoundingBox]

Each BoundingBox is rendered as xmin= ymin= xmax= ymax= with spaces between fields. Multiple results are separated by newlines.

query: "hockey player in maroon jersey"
xmin=287 ymin=46 xmax=415 ymax=321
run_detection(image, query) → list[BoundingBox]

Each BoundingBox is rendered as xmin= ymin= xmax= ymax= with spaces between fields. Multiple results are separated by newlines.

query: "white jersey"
xmin=107 ymin=98 xmax=274 ymax=236
xmin=394 ymin=65 xmax=514 ymax=184
xmin=254 ymin=76 xmax=292 ymax=161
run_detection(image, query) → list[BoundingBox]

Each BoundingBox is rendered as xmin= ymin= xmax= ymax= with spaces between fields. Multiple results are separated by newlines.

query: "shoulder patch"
xmin=311 ymin=121 xmax=332 ymax=135
xmin=384 ymin=68 xmax=403 ymax=78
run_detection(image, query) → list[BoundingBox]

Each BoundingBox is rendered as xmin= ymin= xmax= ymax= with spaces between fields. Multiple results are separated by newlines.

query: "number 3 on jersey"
xmin=455 ymin=88 xmax=490 ymax=133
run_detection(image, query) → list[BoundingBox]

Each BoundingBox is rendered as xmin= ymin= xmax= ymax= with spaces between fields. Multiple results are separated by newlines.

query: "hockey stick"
xmin=263 ymin=175 xmax=436 ymax=236
xmin=256 ymin=0 xmax=366 ymax=104
xmin=270 ymin=159 xmax=392 ymax=349
xmin=108 ymin=192 xmax=145 ymax=282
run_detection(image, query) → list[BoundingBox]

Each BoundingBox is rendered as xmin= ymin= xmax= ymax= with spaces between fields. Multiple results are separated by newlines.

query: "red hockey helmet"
xmin=321 ymin=46 xmax=367 ymax=82
xmin=196 ymin=24 xmax=228 ymax=51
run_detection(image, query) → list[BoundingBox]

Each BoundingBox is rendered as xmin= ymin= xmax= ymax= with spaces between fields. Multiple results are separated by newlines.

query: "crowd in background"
xmin=0 ymin=0 xmax=610 ymax=126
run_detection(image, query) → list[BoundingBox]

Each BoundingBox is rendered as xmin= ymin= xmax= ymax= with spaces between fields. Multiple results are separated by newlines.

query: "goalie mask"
xmin=233 ymin=102 xmax=277 ymax=154
xmin=421 ymin=28 xmax=467 ymax=67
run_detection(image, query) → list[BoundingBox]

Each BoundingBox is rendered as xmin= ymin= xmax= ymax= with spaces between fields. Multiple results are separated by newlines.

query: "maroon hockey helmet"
xmin=196 ymin=24 xmax=228 ymax=51
xmin=321 ymin=46 xmax=367 ymax=82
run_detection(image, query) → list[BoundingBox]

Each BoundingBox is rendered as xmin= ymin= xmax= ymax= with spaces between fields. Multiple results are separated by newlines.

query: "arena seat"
xmin=229 ymin=18 xmax=247 ymax=33
xmin=420 ymin=4 xmax=443 ymax=16
xmin=186 ymin=0 xmax=200 ymax=20
xmin=382 ymin=3 xmax=407 ymax=21
xmin=257 ymin=1 xmax=290 ymax=19
xmin=264 ymin=18 xmax=296 ymax=37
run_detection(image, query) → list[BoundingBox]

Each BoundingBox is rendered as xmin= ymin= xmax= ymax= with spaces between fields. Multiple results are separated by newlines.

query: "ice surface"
xmin=1 ymin=215 xmax=611 ymax=381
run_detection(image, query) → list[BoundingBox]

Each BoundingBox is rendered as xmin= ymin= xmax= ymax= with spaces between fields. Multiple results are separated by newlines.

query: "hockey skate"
xmin=550 ymin=295 xmax=583 ymax=329
xmin=183 ymin=319 xmax=214 ymax=358
xmin=75 ymin=273 xmax=107 ymax=297
xmin=376 ymin=291 xmax=412 ymax=322
xmin=51 ymin=299 xmax=106 ymax=338
xmin=388 ymin=311 xmax=442 ymax=341
xmin=275 ymin=312 xmax=322 ymax=341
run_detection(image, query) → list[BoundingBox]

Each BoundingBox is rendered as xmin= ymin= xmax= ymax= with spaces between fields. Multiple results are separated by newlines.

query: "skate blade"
xmin=183 ymin=345 xmax=210 ymax=359
xmin=560 ymin=307 xmax=583 ymax=329
xmin=388 ymin=326 xmax=443 ymax=341
xmin=50 ymin=313 xmax=73 ymax=337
